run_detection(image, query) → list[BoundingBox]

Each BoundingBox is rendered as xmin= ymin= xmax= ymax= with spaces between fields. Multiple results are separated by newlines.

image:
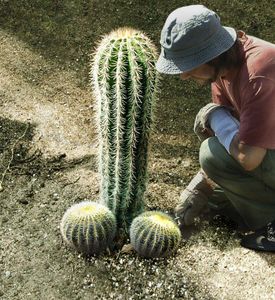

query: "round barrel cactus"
xmin=130 ymin=211 xmax=181 ymax=258
xmin=60 ymin=201 xmax=116 ymax=256
xmin=91 ymin=27 xmax=159 ymax=232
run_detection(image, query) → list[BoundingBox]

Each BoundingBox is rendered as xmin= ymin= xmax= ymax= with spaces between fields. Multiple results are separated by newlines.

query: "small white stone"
xmin=5 ymin=271 xmax=11 ymax=278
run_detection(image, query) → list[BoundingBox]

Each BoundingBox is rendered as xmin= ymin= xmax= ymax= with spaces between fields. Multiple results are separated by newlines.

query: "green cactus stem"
xmin=130 ymin=211 xmax=181 ymax=258
xmin=60 ymin=201 xmax=116 ymax=256
xmin=91 ymin=27 xmax=159 ymax=231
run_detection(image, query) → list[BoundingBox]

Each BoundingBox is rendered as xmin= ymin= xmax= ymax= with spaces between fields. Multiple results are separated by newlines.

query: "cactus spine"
xmin=92 ymin=28 xmax=159 ymax=231
xmin=60 ymin=201 xmax=116 ymax=256
xmin=130 ymin=211 xmax=181 ymax=258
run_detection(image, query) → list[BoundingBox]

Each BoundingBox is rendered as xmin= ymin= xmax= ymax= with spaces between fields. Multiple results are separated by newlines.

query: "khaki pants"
xmin=200 ymin=137 xmax=275 ymax=230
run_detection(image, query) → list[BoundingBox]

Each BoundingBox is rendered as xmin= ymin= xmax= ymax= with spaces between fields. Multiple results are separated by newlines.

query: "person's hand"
xmin=175 ymin=171 xmax=213 ymax=226
xmin=194 ymin=103 xmax=224 ymax=141
xmin=175 ymin=188 xmax=209 ymax=226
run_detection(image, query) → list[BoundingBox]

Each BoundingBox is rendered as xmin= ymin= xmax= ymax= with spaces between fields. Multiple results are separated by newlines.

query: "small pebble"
xmin=121 ymin=244 xmax=134 ymax=254
xmin=18 ymin=199 xmax=29 ymax=205
xmin=53 ymin=193 xmax=59 ymax=200
xmin=5 ymin=271 xmax=11 ymax=278
xmin=1 ymin=217 xmax=8 ymax=224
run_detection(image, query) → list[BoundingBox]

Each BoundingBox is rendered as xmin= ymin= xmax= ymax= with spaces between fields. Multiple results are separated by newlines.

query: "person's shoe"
xmin=240 ymin=221 xmax=275 ymax=251
xmin=175 ymin=171 xmax=214 ymax=226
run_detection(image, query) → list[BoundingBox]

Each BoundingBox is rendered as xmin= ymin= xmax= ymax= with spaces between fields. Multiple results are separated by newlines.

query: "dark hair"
xmin=207 ymin=37 xmax=244 ymax=74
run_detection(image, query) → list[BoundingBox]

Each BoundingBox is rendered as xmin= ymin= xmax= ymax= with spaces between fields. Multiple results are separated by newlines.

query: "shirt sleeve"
xmin=239 ymin=76 xmax=275 ymax=149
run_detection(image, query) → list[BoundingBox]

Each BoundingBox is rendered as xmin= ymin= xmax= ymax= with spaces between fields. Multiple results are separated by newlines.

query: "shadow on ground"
xmin=0 ymin=116 xmax=97 ymax=191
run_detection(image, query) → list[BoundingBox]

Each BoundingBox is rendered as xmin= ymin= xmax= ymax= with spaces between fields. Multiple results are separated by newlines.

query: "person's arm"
xmin=229 ymin=134 xmax=266 ymax=171
xmin=209 ymin=108 xmax=267 ymax=171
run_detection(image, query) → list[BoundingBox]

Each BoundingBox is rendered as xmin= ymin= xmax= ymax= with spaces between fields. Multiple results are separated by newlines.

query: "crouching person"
xmin=156 ymin=5 xmax=275 ymax=251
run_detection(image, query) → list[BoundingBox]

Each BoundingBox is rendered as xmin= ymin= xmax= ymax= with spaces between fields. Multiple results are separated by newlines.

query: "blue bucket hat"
xmin=156 ymin=5 xmax=237 ymax=74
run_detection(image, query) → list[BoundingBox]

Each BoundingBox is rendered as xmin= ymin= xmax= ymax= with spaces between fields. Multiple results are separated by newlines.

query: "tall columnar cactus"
xmin=91 ymin=27 xmax=159 ymax=231
xmin=60 ymin=201 xmax=116 ymax=256
xmin=130 ymin=211 xmax=181 ymax=258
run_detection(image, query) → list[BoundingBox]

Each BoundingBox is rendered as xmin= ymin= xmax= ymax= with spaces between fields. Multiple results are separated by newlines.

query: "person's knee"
xmin=199 ymin=137 xmax=226 ymax=176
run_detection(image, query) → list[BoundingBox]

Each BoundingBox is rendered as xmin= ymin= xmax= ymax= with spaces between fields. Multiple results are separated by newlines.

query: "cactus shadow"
xmin=0 ymin=116 xmax=97 ymax=181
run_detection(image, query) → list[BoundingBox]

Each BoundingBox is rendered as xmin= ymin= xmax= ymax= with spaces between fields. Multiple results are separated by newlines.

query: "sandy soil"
xmin=1 ymin=7 xmax=275 ymax=300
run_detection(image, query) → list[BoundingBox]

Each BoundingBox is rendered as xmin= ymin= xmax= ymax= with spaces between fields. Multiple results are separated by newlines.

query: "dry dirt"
xmin=1 ymin=6 xmax=275 ymax=300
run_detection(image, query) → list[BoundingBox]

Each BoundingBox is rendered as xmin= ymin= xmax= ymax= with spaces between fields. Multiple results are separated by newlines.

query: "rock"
xmin=121 ymin=244 xmax=134 ymax=254
xmin=18 ymin=199 xmax=29 ymax=205
xmin=5 ymin=271 xmax=11 ymax=278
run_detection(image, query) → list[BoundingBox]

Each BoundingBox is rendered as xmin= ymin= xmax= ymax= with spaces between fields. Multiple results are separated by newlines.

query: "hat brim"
xmin=156 ymin=26 xmax=237 ymax=75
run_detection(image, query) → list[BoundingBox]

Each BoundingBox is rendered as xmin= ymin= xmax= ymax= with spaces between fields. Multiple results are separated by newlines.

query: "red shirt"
xmin=212 ymin=32 xmax=275 ymax=149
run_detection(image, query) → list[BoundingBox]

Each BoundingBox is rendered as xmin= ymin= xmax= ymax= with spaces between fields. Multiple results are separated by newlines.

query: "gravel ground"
xmin=1 ymin=1 xmax=275 ymax=299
